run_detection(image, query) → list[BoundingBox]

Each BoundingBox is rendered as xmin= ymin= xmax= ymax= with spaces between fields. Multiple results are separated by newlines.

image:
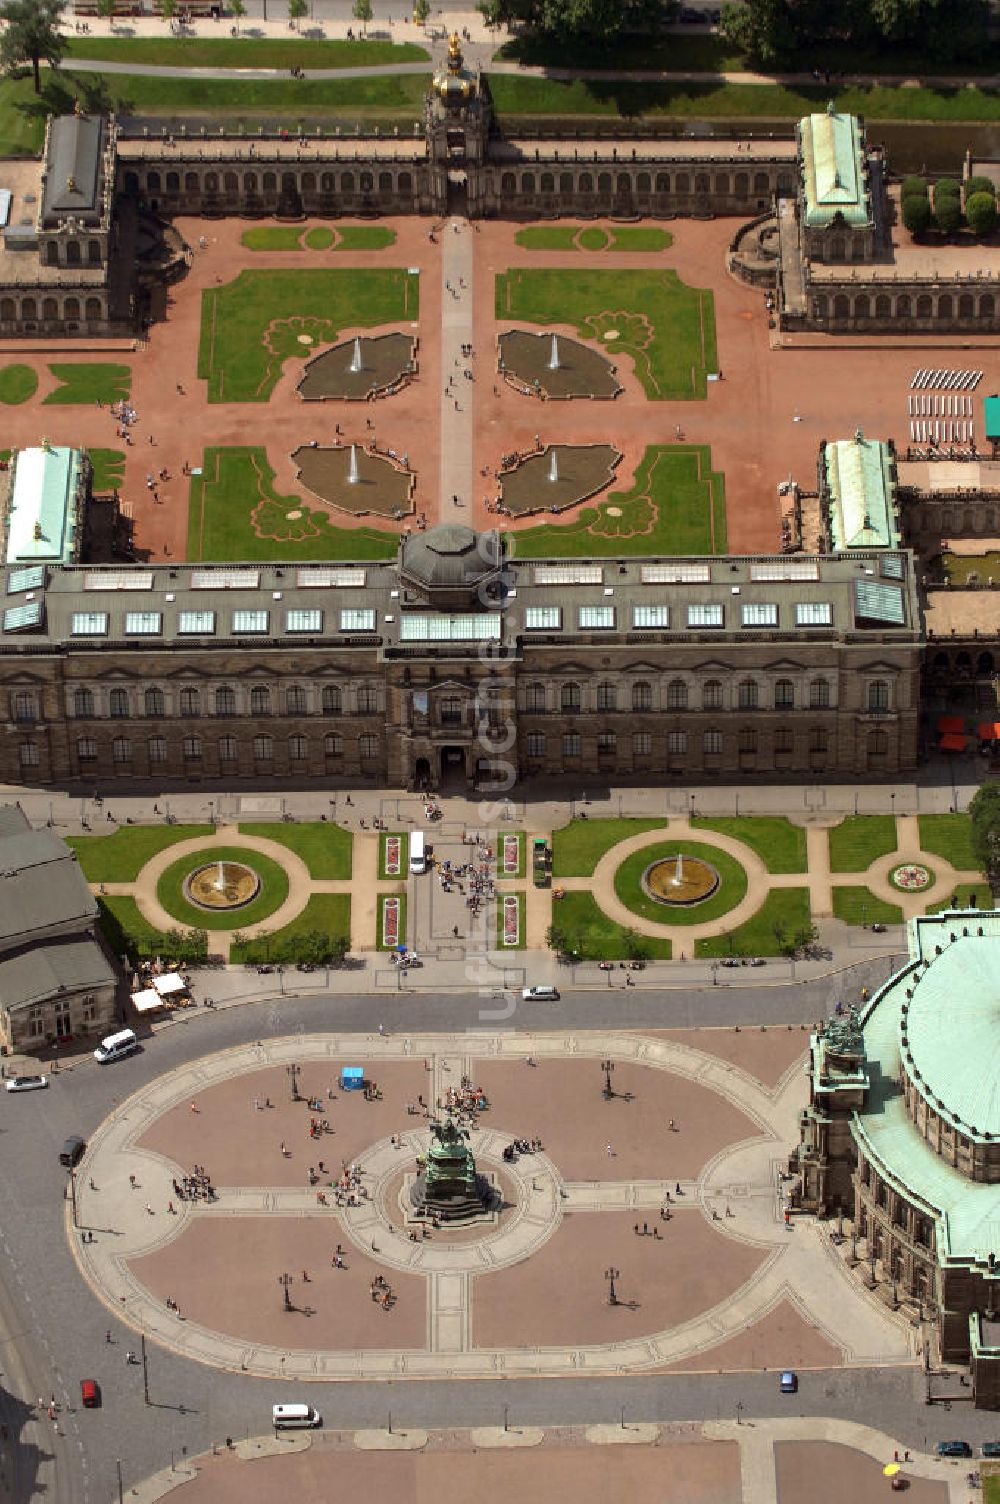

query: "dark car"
xmin=935 ymin=1440 xmax=973 ymax=1458
xmin=981 ymin=1442 xmax=1000 ymax=1458
xmin=80 ymin=1379 xmax=100 ymax=1409
xmin=59 ymin=1135 xmax=86 ymax=1168
xmin=679 ymin=6 xmax=709 ymax=20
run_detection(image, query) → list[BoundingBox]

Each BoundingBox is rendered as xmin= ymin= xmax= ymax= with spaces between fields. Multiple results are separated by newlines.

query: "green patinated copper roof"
xmin=799 ymin=109 xmax=869 ymax=227
xmin=824 ymin=433 xmax=899 ymax=551
xmin=5 ymin=445 xmax=82 ymax=565
xmin=855 ymin=913 xmax=1000 ymax=1268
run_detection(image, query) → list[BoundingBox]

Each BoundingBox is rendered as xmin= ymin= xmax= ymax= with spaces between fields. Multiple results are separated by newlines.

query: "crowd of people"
xmin=172 ymin=1165 xmax=215 ymax=1202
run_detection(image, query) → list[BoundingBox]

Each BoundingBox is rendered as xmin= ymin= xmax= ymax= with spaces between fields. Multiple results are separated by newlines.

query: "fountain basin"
xmin=498 ymin=329 xmax=621 ymax=400
xmin=183 ymin=861 xmax=261 ymax=912
xmin=297 ymin=331 xmax=417 ymax=402
xmin=291 ymin=443 xmax=415 ymax=518
xmin=641 ymin=855 xmax=719 ymax=907
xmin=499 ymin=443 xmax=620 ymax=518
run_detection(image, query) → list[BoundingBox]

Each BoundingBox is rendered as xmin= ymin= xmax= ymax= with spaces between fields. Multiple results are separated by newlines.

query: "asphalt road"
xmin=0 ymin=965 xmax=983 ymax=1504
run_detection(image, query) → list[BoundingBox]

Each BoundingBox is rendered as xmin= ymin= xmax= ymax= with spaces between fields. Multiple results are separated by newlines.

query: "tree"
xmin=901 ymin=194 xmax=932 ymax=236
xmin=0 ymin=0 xmax=65 ymax=94
xmin=478 ymin=0 xmax=666 ymax=45
xmin=965 ymin=176 xmax=996 ymax=203
xmin=412 ymin=0 xmax=431 ymax=20
xmin=719 ymin=0 xmax=789 ymax=65
xmin=934 ymin=192 xmax=963 ymax=236
xmin=900 ymin=175 xmax=927 ymax=200
xmin=288 ymin=0 xmax=307 ymax=25
xmin=352 ymin=0 xmax=373 ymax=32
xmin=229 ymin=0 xmax=246 ymax=32
xmin=160 ymin=0 xmax=177 ymax=17
xmin=969 ymin=782 xmax=1000 ymax=877
xmin=966 ymin=190 xmax=997 ymax=237
xmin=97 ymin=0 xmax=116 ymax=19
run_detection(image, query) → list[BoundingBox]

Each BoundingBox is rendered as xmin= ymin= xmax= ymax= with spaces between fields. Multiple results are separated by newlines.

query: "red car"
xmin=80 ymin=1379 xmax=100 ymax=1409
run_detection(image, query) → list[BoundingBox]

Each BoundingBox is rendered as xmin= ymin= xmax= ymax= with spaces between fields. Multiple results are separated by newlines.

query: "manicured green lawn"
xmin=89 ymin=447 xmax=126 ymax=491
xmin=511 ymin=445 xmax=726 ymax=557
xmin=67 ymin=824 xmax=213 ymax=882
xmin=231 ymin=893 xmax=351 ymax=965
xmin=917 ymin=813 xmax=980 ymax=870
xmin=691 ymin=816 xmax=807 ymax=874
xmin=552 ymin=890 xmax=672 ymax=960
xmin=927 ymin=881 xmax=991 ymax=914
xmin=379 ymin=832 xmax=409 ymax=880
xmin=515 ymin=224 xmax=673 ymax=253
xmin=241 ymin=225 xmax=304 ymax=251
xmin=496 ymin=890 xmax=526 ymax=948
xmin=496 ymin=267 xmax=716 ymax=399
xmin=302 ymin=226 xmax=335 ymax=250
xmin=65 ymin=37 xmax=429 ymax=67
xmin=827 ymin=816 xmax=898 ymax=873
xmin=97 ymin=896 xmax=193 ymax=963
xmin=832 ymin=887 xmax=903 ymax=927
xmin=377 ymin=891 xmax=406 ymax=950
xmin=156 ymin=846 xmax=289 ymax=930
xmin=198 ymin=267 xmax=417 ymax=401
xmin=695 ymin=888 xmax=813 ymax=958
xmin=237 ymin=821 xmax=352 ymax=879
xmin=551 ymin=817 xmax=663 ymax=878
xmin=44 ymin=363 xmax=131 ymax=406
xmin=334 ymin=225 xmax=397 ymax=250
xmin=613 ymin=840 xmax=748 ymax=927
xmin=241 ymin=224 xmax=398 ymax=253
xmin=0 ymin=365 xmax=37 ymax=404
xmin=187 ymin=447 xmax=397 ymax=562
xmin=496 ymin=831 xmax=526 ymax=879
xmin=983 ymin=1473 xmax=1000 ymax=1504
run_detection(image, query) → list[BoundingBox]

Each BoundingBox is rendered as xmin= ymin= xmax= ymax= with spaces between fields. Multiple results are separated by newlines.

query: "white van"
xmin=93 ymin=1028 xmax=139 ymax=1064
xmin=409 ymin=830 xmax=426 ymax=875
xmin=272 ymin=1403 xmax=322 ymax=1430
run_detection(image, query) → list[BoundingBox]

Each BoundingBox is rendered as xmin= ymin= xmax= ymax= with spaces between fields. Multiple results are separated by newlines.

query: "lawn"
xmin=496 ymin=891 xmax=526 ymax=949
xmin=65 ymin=37 xmax=429 ymax=68
xmin=691 ymin=816 xmax=807 ymax=874
xmin=695 ymin=888 xmax=813 ymax=958
xmin=66 ymin=823 xmax=213 ymax=882
xmin=917 ymin=813 xmax=980 ymax=870
xmin=379 ymin=832 xmax=409 ymax=880
xmin=831 ymin=887 xmax=903 ymax=927
xmin=377 ymin=891 xmax=407 ymax=950
xmin=552 ymin=890 xmax=672 ymax=960
xmin=496 ymin=267 xmax=716 ymax=399
xmin=241 ymin=224 xmax=397 ymax=252
xmin=187 ymin=447 xmax=397 ymax=562
xmin=156 ymin=846 xmax=290 ymax=930
xmin=43 ymin=363 xmax=131 ymax=406
xmin=510 ymin=445 xmax=726 ymax=558
xmin=927 ymin=881 xmax=991 ymax=914
xmin=237 ymin=821 xmax=352 ymax=879
xmin=96 ymin=895 xmax=190 ymax=963
xmin=515 ymin=224 xmax=672 ymax=253
xmin=230 ymin=893 xmax=351 ymax=965
xmin=613 ymin=840 xmax=749 ymax=927
xmin=197 ymin=267 xmax=417 ymax=402
xmin=827 ymin=816 xmax=898 ymax=873
xmin=496 ymin=831 xmax=526 ymax=879
xmin=984 ymin=1474 xmax=1000 ymax=1504
xmin=551 ymin=817 xmax=664 ymax=878
xmin=89 ymin=447 xmax=126 ymax=491
xmin=0 ymin=364 xmax=37 ymax=404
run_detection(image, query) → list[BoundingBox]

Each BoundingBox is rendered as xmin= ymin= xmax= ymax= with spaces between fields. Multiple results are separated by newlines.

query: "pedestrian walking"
xmin=145 ymin=1202 xmax=154 ymax=1215
xmin=129 ymin=1174 xmax=137 ymax=1189
xmin=190 ymin=1100 xmax=199 ymax=1113
xmin=606 ymin=1143 xmax=614 ymax=1157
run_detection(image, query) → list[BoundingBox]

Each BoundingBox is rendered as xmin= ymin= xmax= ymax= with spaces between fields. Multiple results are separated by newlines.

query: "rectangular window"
xmin=286 ymin=609 xmax=323 ymax=633
xmin=739 ymin=729 xmax=758 ymax=754
xmin=563 ymin=733 xmax=581 ymax=758
xmin=667 ymin=731 xmax=687 ymax=755
xmin=687 ymin=604 xmax=724 ymax=628
xmin=340 ymin=608 xmax=377 ymax=632
xmin=703 ymin=730 xmax=722 ymax=755
xmin=632 ymin=604 xmax=669 ymax=628
xmin=296 ymin=567 xmax=366 ymax=588
xmin=359 ymin=734 xmax=379 ymax=759
xmin=641 ymin=563 xmax=710 ymax=584
xmin=218 ymin=737 xmax=238 ymax=761
xmin=3 ymin=601 xmax=43 ymax=632
xmin=795 ymin=602 xmax=833 ymax=626
xmin=633 ymin=732 xmax=652 ymax=755
xmin=124 ymin=611 xmax=163 ymax=636
xmin=191 ymin=567 xmax=259 ymax=590
xmin=77 ymin=738 xmax=97 ymax=761
xmin=524 ymin=606 xmax=560 ymax=630
xmin=232 ymin=610 xmax=269 ymax=635
xmin=84 ymin=570 xmax=153 ymax=592
xmin=148 ymin=738 xmax=167 ymax=763
xmin=8 ymin=565 xmax=45 ymax=594
xmin=112 ymin=738 xmax=132 ymax=763
xmin=183 ymin=737 xmax=202 ymax=760
xmin=289 ymin=735 xmax=307 ymax=760
xmin=751 ymin=560 xmax=819 ymax=582
xmin=253 ymin=736 xmax=273 ymax=761
xmin=178 ymin=611 xmax=215 ymax=635
xmin=598 ymin=731 xmax=617 ymax=753
xmin=534 ymin=565 xmax=602 ymax=585
xmin=775 ymin=728 xmax=793 ymax=753
xmin=71 ymin=611 xmax=109 ymax=636
xmin=526 ymin=732 xmax=545 ymax=757
xmin=741 ymin=602 xmax=777 ymax=627
xmin=578 ymin=605 xmax=615 ymax=629
xmin=19 ymin=742 xmax=38 ymax=767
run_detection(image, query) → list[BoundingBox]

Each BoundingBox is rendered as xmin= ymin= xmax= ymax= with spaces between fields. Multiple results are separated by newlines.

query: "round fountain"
xmin=641 ymin=850 xmax=719 ymax=907
xmin=183 ymin=860 xmax=261 ymax=912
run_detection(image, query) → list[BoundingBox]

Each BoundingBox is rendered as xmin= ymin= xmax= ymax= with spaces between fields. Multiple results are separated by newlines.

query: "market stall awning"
xmin=937 ymin=714 xmax=967 ymax=734
xmin=153 ymin=972 xmax=187 ymax=997
xmin=939 ymin=732 xmax=970 ymax=751
xmin=131 ymin=988 xmax=163 ymax=1013
xmin=978 ymin=722 xmax=1000 ymax=740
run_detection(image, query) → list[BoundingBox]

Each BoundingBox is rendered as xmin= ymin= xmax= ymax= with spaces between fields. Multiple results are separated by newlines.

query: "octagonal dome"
xmin=398 ymin=525 xmax=502 ymax=607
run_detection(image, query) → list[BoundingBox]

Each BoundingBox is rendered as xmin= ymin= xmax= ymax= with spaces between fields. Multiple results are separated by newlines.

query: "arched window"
xmin=112 ymin=737 xmax=132 ymax=763
xmin=320 ymin=171 xmax=334 ymax=192
xmin=637 ymin=172 xmax=651 ymax=192
xmin=144 ymin=687 xmax=164 ymax=718
xmin=64 ymin=297 xmax=80 ymax=320
xmin=655 ymin=173 xmax=669 ymax=192
xmin=85 ymin=297 xmax=101 ymax=320
xmin=179 ymin=687 xmax=200 ymax=717
xmin=22 ymin=298 xmax=36 ymax=321
xmin=560 ymin=172 xmax=573 ymax=194
xmin=597 ymin=173 xmax=612 ymax=193
xmin=244 ymin=172 xmax=258 ymax=192
xmin=148 ymin=737 xmax=166 ymax=763
xmin=704 ymin=729 xmax=722 ymax=755
xmin=322 ymin=685 xmax=342 ymax=715
xmin=109 ymin=688 xmax=130 ymax=719
xmin=166 ymin=172 xmax=180 ymax=192
xmin=809 ymin=679 xmax=830 ymax=709
xmin=73 ymin=687 xmax=94 ymax=718
xmin=916 ymin=294 xmax=932 ymax=318
xmin=501 ymin=173 xmax=516 ymax=193
xmin=561 ymin=682 xmax=581 ymax=713
xmin=0 ymin=298 xmax=14 ymax=321
xmin=526 ymin=683 xmax=546 ymax=712
xmin=286 ymin=685 xmax=307 ymax=715
xmin=205 ymin=172 xmax=218 ymax=193
xmin=359 ymin=734 xmax=378 ymax=759
xmin=185 ymin=171 xmax=198 ymax=192
xmin=737 ymin=679 xmax=758 ymax=710
xmin=896 ymin=295 xmax=911 ymax=318
xmin=702 ymin=680 xmax=723 ymax=710
xmin=579 ymin=172 xmax=593 ymax=193
xmin=854 ymin=294 xmax=870 ymax=320
xmin=540 ymin=172 xmax=555 ymax=192
xmin=521 ymin=173 xmax=535 ymax=193
xmin=867 ymin=679 xmax=890 ymax=712
xmin=982 ymin=294 xmax=996 ymax=319
xmin=597 ymin=731 xmax=617 ymax=754
xmin=360 ymin=172 xmax=374 ymax=193
xmin=263 ymin=171 xmax=277 ymax=191
xmin=399 ymin=172 xmax=412 ymax=193
xmin=301 ymin=172 xmax=316 ymax=192
xmin=632 ymin=681 xmax=652 ymax=712
xmin=325 ymin=733 xmax=343 ymax=756
xmin=938 ymin=293 xmax=952 ymax=320
xmin=596 ymin=681 xmax=616 ymax=711
xmin=667 ymin=679 xmax=687 ymax=710
xmin=224 ymin=171 xmax=238 ymax=192
xmin=289 ymin=735 xmax=308 ymax=760
xmin=774 ymin=679 xmax=794 ymax=708
xmin=218 ymin=736 xmax=238 ymax=761
xmin=959 ymin=292 xmax=975 ymax=318
xmin=774 ymin=727 xmax=793 ymax=754
xmin=738 ymin=728 xmax=758 ymax=754
xmin=254 ymin=735 xmax=273 ymax=761
xmin=147 ymin=172 xmax=161 ymax=193
xmin=250 ymin=685 xmax=271 ymax=716
xmin=215 ymin=685 xmax=236 ymax=717
xmin=43 ymin=297 xmax=57 ymax=320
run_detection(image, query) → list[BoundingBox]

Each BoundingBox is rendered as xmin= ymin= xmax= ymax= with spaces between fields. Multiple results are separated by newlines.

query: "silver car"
xmin=5 ymin=1074 xmax=48 ymax=1093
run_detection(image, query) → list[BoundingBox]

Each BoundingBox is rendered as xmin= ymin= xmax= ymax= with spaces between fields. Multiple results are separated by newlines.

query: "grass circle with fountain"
xmin=613 ymin=840 xmax=748 ymax=926
xmin=156 ymin=846 xmax=290 ymax=930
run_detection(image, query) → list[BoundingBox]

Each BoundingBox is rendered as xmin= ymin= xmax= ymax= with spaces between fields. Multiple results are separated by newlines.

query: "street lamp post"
xmin=278 ymin=1273 xmax=293 ymax=1311
xmin=141 ymin=1331 xmax=149 ymax=1406
xmin=116 ymin=1458 xmax=124 ymax=1504
xmin=286 ymin=1063 xmax=301 ymax=1102
xmin=69 ymin=1169 xmax=78 ymax=1229
xmin=601 ymin=1059 xmax=615 ymax=1100
xmin=736 ymin=1400 xmax=744 ymax=1426
xmin=604 ymin=1265 xmax=620 ymax=1306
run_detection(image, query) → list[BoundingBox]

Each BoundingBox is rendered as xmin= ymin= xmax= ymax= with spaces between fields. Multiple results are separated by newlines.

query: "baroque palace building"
xmin=790 ymin=913 xmax=1000 ymax=1407
xmin=0 ymin=525 xmax=922 ymax=791
xmin=0 ymin=35 xmax=995 ymax=337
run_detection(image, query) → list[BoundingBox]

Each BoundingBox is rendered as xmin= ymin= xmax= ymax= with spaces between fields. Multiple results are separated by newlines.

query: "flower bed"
xmin=502 ymin=893 xmax=520 ymax=946
xmin=381 ymin=895 xmax=400 ymax=948
xmin=890 ymin=863 xmax=932 ymax=892
xmin=384 ymin=835 xmax=401 ymax=877
xmin=502 ymin=835 xmax=520 ymax=876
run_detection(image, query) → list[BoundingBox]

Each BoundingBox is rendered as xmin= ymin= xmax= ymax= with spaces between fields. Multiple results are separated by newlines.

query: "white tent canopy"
xmin=131 ymin=988 xmax=163 ymax=1014
xmin=152 ymin=972 xmax=187 ymax=997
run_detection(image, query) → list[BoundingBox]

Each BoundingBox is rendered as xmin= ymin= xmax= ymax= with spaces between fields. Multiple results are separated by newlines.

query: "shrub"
xmin=901 ymin=194 xmax=933 ymax=235
xmin=965 ymin=175 xmax=997 ymax=202
xmin=934 ymin=177 xmax=962 ymax=202
xmin=935 ymin=194 xmax=964 ymax=235
xmin=901 ymin=175 xmax=928 ymax=200
xmin=967 ymin=191 xmax=998 ymax=236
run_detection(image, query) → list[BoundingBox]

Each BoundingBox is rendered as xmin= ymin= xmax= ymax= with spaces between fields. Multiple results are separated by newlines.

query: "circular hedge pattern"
xmin=0 ymin=364 xmax=39 ymax=405
xmin=890 ymin=862 xmax=933 ymax=893
xmin=155 ymin=845 xmax=290 ymax=930
xmin=613 ymin=840 xmax=749 ymax=927
xmin=304 ymin=226 xmax=335 ymax=250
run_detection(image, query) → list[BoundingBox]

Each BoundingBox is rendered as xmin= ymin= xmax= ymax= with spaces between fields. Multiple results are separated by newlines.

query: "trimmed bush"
xmin=901 ymin=175 xmax=928 ymax=200
xmin=967 ymin=190 xmax=997 ymax=236
xmin=965 ymin=175 xmax=997 ymax=202
xmin=934 ymin=177 xmax=962 ymax=200
xmin=902 ymin=193 xmax=933 ymax=234
xmin=935 ymin=194 xmax=964 ymax=235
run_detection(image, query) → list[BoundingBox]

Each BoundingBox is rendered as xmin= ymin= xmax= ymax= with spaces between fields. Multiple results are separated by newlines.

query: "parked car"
xmin=981 ymin=1442 xmax=1000 ymax=1458
xmin=779 ymin=1370 xmax=798 ymax=1393
xmin=679 ymin=6 xmax=709 ymax=20
xmin=80 ymin=1379 xmax=100 ymax=1409
xmin=5 ymin=1074 xmax=48 ymax=1093
xmin=522 ymin=985 xmax=560 ymax=1001
xmin=59 ymin=1135 xmax=86 ymax=1168
xmin=935 ymin=1441 xmax=972 ymax=1458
